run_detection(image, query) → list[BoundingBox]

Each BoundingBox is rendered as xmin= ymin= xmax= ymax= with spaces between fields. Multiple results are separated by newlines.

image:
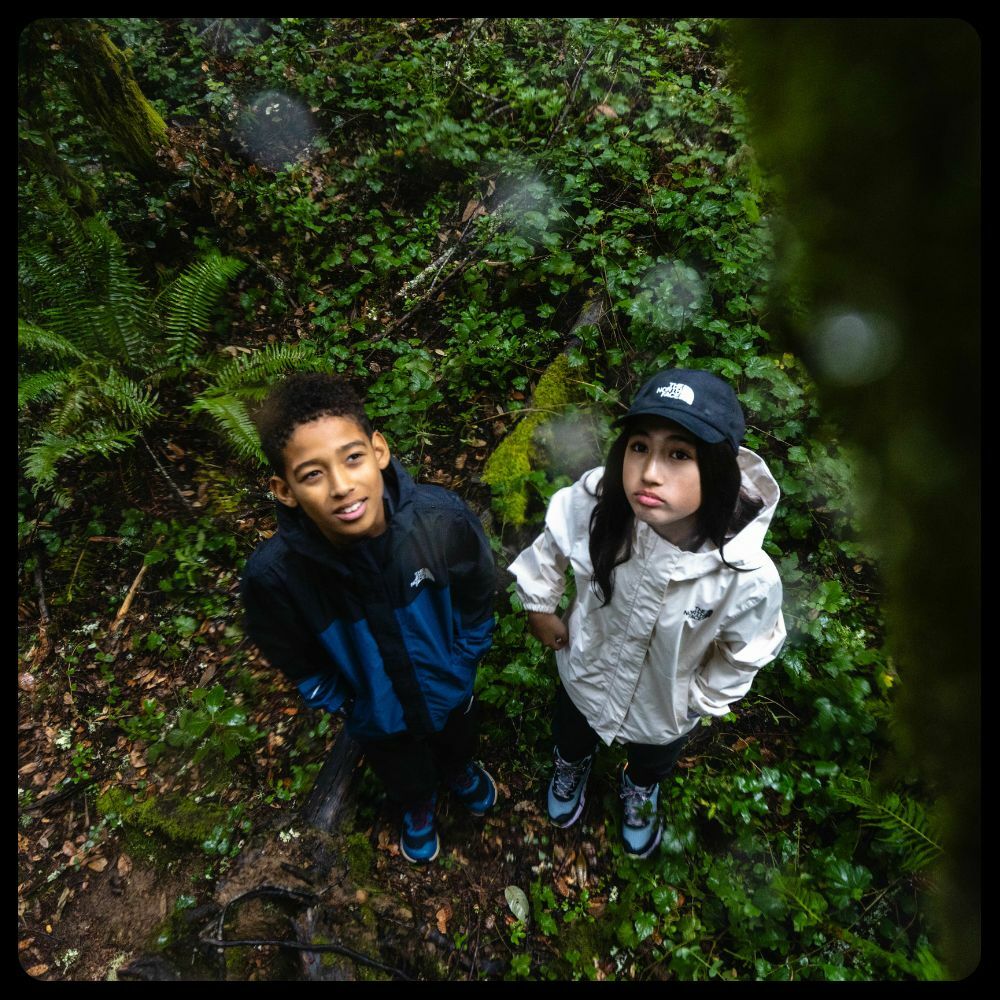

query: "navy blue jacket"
xmin=241 ymin=459 xmax=496 ymax=741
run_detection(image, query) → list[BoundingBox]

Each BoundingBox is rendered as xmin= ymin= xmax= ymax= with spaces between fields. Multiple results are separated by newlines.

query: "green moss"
xmin=547 ymin=916 xmax=616 ymax=979
xmin=97 ymin=786 xmax=229 ymax=846
xmin=482 ymin=353 xmax=580 ymax=526
xmin=344 ymin=831 xmax=375 ymax=885
xmin=59 ymin=22 xmax=167 ymax=179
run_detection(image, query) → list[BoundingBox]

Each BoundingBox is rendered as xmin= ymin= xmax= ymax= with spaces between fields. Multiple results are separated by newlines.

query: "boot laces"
xmin=552 ymin=754 xmax=590 ymax=799
xmin=621 ymin=776 xmax=657 ymax=827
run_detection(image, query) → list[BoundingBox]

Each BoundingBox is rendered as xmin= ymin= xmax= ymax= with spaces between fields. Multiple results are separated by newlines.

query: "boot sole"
xmin=548 ymin=785 xmax=587 ymax=828
xmin=623 ymin=823 xmax=662 ymax=859
xmin=400 ymin=833 xmax=441 ymax=864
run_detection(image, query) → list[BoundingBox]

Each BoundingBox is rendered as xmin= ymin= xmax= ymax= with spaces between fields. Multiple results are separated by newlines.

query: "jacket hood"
xmin=273 ymin=457 xmax=414 ymax=571
xmin=586 ymin=446 xmax=781 ymax=582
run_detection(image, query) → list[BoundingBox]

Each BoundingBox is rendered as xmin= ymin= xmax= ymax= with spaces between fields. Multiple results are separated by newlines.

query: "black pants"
xmin=358 ymin=695 xmax=480 ymax=804
xmin=554 ymin=683 xmax=690 ymax=787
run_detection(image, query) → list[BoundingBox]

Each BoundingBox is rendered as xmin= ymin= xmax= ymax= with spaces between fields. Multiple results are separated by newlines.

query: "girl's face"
xmin=622 ymin=417 xmax=702 ymax=548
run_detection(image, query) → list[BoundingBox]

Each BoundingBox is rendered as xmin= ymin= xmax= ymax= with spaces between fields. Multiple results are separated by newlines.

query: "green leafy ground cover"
xmin=19 ymin=18 xmax=947 ymax=981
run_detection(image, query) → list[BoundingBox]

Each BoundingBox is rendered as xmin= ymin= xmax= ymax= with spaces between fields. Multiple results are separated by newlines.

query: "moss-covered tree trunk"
xmin=54 ymin=20 xmax=169 ymax=180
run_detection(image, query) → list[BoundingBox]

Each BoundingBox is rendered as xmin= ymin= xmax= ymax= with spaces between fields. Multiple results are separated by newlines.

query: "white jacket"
xmin=509 ymin=448 xmax=786 ymax=746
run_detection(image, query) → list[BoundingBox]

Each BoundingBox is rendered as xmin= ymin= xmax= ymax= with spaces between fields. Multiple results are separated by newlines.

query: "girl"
xmin=509 ymin=368 xmax=785 ymax=857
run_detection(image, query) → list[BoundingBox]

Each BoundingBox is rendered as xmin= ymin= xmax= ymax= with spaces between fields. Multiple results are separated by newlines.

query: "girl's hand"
xmin=527 ymin=611 xmax=570 ymax=651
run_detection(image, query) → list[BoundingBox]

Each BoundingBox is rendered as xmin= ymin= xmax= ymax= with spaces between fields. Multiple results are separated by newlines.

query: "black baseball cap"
xmin=615 ymin=368 xmax=746 ymax=453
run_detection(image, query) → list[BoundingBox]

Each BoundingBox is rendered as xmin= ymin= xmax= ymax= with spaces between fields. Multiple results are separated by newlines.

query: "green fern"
xmin=20 ymin=212 xmax=152 ymax=368
xmin=24 ymin=426 xmax=139 ymax=490
xmin=190 ymin=394 xmax=265 ymax=464
xmin=18 ymin=320 xmax=85 ymax=362
xmin=833 ymin=777 xmax=942 ymax=873
xmin=18 ymin=191 xmax=245 ymax=493
xmin=190 ymin=341 xmax=324 ymax=463
xmin=17 ymin=370 xmax=72 ymax=410
xmin=209 ymin=341 xmax=323 ymax=393
xmin=161 ymin=251 xmax=247 ymax=366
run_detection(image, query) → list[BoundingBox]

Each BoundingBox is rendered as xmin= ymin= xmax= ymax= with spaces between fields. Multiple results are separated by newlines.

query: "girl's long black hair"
xmin=588 ymin=421 xmax=763 ymax=606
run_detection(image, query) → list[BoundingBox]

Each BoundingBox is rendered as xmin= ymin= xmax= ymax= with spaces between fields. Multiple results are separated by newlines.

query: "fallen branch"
xmin=202 ymin=884 xmax=412 ymax=981
xmin=109 ymin=535 xmax=163 ymax=635
xmin=199 ymin=936 xmax=412 ymax=981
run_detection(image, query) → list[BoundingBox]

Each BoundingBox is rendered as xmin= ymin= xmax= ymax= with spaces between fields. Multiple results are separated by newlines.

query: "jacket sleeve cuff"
xmin=521 ymin=602 xmax=560 ymax=614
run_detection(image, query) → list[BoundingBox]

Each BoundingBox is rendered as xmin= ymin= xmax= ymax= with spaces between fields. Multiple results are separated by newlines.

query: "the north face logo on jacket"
xmin=684 ymin=606 xmax=713 ymax=621
xmin=411 ymin=567 xmax=436 ymax=588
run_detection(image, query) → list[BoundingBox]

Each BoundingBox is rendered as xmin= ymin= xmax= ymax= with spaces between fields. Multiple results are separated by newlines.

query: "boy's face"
xmin=270 ymin=415 xmax=391 ymax=546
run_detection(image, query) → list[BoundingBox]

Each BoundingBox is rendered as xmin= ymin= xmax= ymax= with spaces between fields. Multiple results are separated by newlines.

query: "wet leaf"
xmin=504 ymin=885 xmax=530 ymax=925
xmin=461 ymin=199 xmax=486 ymax=223
xmin=25 ymin=965 xmax=48 ymax=978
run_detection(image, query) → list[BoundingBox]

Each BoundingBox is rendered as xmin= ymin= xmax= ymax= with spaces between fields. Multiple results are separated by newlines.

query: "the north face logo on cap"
xmin=656 ymin=382 xmax=695 ymax=405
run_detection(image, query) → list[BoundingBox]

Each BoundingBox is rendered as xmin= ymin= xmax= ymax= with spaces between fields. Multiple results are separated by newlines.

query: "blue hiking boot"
xmin=400 ymin=795 xmax=440 ymax=864
xmin=547 ymin=747 xmax=593 ymax=828
xmin=449 ymin=761 xmax=498 ymax=817
xmin=618 ymin=765 xmax=661 ymax=858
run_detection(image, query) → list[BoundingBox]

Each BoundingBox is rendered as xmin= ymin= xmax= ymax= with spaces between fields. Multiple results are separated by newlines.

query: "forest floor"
xmin=17 ymin=557 xmax=717 ymax=983
xmin=19 ymin=415 xmax=692 ymax=982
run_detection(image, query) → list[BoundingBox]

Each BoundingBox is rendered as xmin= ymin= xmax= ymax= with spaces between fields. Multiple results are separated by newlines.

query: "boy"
xmin=241 ymin=372 xmax=497 ymax=863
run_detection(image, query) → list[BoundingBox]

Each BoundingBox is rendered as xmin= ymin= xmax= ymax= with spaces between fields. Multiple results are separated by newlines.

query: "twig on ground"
xmin=543 ymin=44 xmax=595 ymax=149
xmin=109 ymin=535 xmax=163 ymax=635
xmin=31 ymin=564 xmax=52 ymax=663
xmin=142 ymin=437 xmax=195 ymax=513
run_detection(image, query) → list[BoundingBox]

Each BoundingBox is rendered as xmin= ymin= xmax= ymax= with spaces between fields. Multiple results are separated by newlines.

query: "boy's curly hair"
xmin=255 ymin=372 xmax=373 ymax=475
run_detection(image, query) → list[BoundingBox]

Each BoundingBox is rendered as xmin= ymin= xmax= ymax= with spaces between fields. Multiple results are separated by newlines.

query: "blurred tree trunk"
xmin=729 ymin=18 xmax=980 ymax=979
xmin=53 ymin=20 xmax=169 ymax=180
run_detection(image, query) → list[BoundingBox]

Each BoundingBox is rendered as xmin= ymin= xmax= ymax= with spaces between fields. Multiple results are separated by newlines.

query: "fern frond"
xmin=47 ymin=378 xmax=91 ymax=436
xmin=32 ymin=177 xmax=95 ymax=269
xmin=190 ymin=393 xmax=266 ymax=464
xmin=19 ymin=245 xmax=90 ymax=322
xmin=24 ymin=426 xmax=138 ymax=489
xmin=833 ymin=778 xmax=942 ymax=872
xmin=161 ymin=252 xmax=247 ymax=366
xmin=18 ymin=370 xmax=72 ymax=410
xmin=209 ymin=341 xmax=322 ymax=393
xmin=21 ymin=207 xmax=151 ymax=365
xmin=95 ymin=370 xmax=161 ymax=427
xmin=17 ymin=320 xmax=85 ymax=362
xmin=102 ymin=239 xmax=153 ymax=366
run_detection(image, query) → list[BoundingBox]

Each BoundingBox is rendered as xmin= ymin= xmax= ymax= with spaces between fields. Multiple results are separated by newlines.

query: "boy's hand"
xmin=527 ymin=611 xmax=569 ymax=651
